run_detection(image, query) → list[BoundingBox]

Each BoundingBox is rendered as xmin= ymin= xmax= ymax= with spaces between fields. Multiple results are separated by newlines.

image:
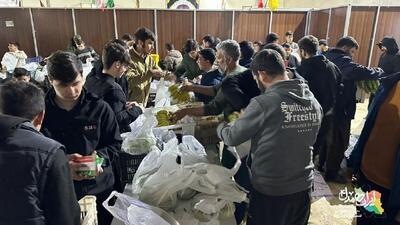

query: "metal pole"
xmin=305 ymin=10 xmax=311 ymax=35
xmin=269 ymin=11 xmax=273 ymax=33
xmin=154 ymin=9 xmax=158 ymax=54
xmin=113 ymin=9 xmax=118 ymax=39
xmin=343 ymin=4 xmax=352 ymax=36
xmin=193 ymin=9 xmax=196 ymax=39
xmin=326 ymin=8 xmax=332 ymax=44
xmin=29 ymin=8 xmax=39 ymax=56
xmin=72 ymin=8 xmax=77 ymax=35
xmin=231 ymin=10 xmax=235 ymax=39
xmin=368 ymin=6 xmax=381 ymax=67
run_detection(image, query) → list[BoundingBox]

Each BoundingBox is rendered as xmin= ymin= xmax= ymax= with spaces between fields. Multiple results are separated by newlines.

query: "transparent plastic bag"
xmin=122 ymin=110 xmax=157 ymax=155
xmin=155 ymin=78 xmax=171 ymax=108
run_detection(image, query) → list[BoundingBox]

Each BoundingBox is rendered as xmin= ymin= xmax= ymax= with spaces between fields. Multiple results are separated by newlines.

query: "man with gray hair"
xmin=175 ymin=39 xmax=248 ymax=224
xmin=175 ymin=39 xmax=246 ymax=119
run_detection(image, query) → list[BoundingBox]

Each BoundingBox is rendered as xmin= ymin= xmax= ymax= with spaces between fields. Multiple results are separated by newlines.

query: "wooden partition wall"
xmin=0 ymin=8 xmax=308 ymax=59
xmin=308 ymin=5 xmax=400 ymax=67
xmin=157 ymin=10 xmax=194 ymax=59
xmin=347 ymin=6 xmax=377 ymax=66
xmin=31 ymin=9 xmax=74 ymax=57
xmin=233 ymin=11 xmax=270 ymax=43
xmin=370 ymin=7 xmax=400 ymax=67
xmin=196 ymin=11 xmax=232 ymax=43
xmin=116 ymin=9 xmax=155 ymax=41
xmin=309 ymin=9 xmax=329 ymax=40
xmin=327 ymin=7 xmax=347 ymax=47
xmin=271 ymin=11 xmax=307 ymax=42
xmin=0 ymin=8 xmax=35 ymax=57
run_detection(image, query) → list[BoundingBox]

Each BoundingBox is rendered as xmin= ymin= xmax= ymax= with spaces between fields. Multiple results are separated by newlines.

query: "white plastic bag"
xmin=132 ymin=146 xmax=162 ymax=194
xmin=180 ymin=135 xmax=208 ymax=165
xmin=344 ymin=134 xmax=359 ymax=159
xmin=122 ymin=110 xmax=157 ymax=155
xmin=127 ymin=204 xmax=170 ymax=225
xmin=138 ymin=138 xmax=197 ymax=210
xmin=103 ymin=191 xmax=178 ymax=225
xmin=139 ymin=165 xmax=197 ymax=210
xmin=155 ymin=78 xmax=171 ymax=108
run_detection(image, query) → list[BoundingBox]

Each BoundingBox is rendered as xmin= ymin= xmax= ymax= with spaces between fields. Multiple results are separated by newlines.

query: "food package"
xmin=74 ymin=153 xmax=104 ymax=178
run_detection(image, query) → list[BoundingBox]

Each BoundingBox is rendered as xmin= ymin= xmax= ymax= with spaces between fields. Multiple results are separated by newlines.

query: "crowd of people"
xmin=0 ymin=26 xmax=399 ymax=225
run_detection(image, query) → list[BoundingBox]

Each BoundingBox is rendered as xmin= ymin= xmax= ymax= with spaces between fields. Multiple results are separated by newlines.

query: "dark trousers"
xmin=356 ymin=172 xmax=400 ymax=225
xmin=221 ymin=147 xmax=251 ymax=224
xmin=324 ymin=117 xmax=351 ymax=177
xmin=315 ymin=116 xmax=334 ymax=167
xmin=247 ymin=188 xmax=311 ymax=225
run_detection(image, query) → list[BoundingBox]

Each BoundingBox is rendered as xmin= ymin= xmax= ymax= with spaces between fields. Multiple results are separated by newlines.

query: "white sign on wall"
xmin=5 ymin=20 xmax=14 ymax=27
xmin=0 ymin=0 xmax=19 ymax=6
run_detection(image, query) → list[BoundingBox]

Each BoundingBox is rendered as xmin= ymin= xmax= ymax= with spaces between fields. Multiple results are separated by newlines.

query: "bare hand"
xmin=173 ymin=108 xmax=189 ymax=121
xmin=151 ymin=69 xmax=164 ymax=78
xmin=165 ymin=72 xmax=177 ymax=82
xmin=180 ymin=82 xmax=193 ymax=92
xmin=127 ymin=101 xmax=144 ymax=111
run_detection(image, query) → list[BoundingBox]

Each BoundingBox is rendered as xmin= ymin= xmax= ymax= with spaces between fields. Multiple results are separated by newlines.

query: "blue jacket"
xmin=196 ymin=69 xmax=223 ymax=104
xmin=324 ymin=49 xmax=384 ymax=120
xmin=350 ymin=72 xmax=400 ymax=208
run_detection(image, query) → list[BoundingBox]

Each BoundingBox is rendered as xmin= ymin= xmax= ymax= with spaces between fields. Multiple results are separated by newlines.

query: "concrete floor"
xmin=311 ymin=100 xmax=369 ymax=225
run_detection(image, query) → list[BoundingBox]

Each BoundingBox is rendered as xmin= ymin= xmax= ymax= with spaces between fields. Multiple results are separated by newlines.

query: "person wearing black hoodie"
xmin=85 ymin=40 xmax=143 ymax=134
xmin=222 ymin=43 xmax=302 ymax=112
xmin=41 ymin=51 xmax=122 ymax=225
xmin=239 ymin=41 xmax=254 ymax=68
xmin=378 ymin=36 xmax=400 ymax=74
xmin=296 ymin=35 xmax=341 ymax=177
xmin=324 ymin=36 xmax=384 ymax=182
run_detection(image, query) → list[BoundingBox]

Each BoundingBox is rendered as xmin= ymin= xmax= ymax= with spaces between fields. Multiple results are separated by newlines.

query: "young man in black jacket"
xmin=296 ymin=35 xmax=341 ymax=179
xmin=41 ymin=51 xmax=122 ymax=225
xmin=85 ymin=40 xmax=143 ymax=133
xmin=0 ymin=81 xmax=80 ymax=225
xmin=324 ymin=36 xmax=384 ymax=182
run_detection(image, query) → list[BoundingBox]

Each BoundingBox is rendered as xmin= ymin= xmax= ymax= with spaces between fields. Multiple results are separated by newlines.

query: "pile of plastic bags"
xmin=131 ymin=135 xmax=247 ymax=225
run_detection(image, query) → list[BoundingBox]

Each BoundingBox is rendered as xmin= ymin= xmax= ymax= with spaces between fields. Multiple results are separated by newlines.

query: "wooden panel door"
xmin=271 ymin=11 xmax=307 ymax=43
xmin=196 ymin=11 xmax=232 ymax=42
xmin=371 ymin=7 xmax=400 ymax=67
xmin=348 ymin=6 xmax=377 ymax=66
xmin=74 ymin=9 xmax=115 ymax=55
xmin=157 ymin=10 xmax=194 ymax=59
xmin=233 ymin=11 xmax=270 ymax=43
xmin=0 ymin=8 xmax=35 ymax=57
xmin=32 ymin=9 xmax=74 ymax=57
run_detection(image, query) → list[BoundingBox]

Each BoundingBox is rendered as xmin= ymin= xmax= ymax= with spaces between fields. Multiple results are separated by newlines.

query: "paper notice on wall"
xmin=0 ymin=0 xmax=19 ymax=6
xmin=5 ymin=21 xmax=14 ymax=27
